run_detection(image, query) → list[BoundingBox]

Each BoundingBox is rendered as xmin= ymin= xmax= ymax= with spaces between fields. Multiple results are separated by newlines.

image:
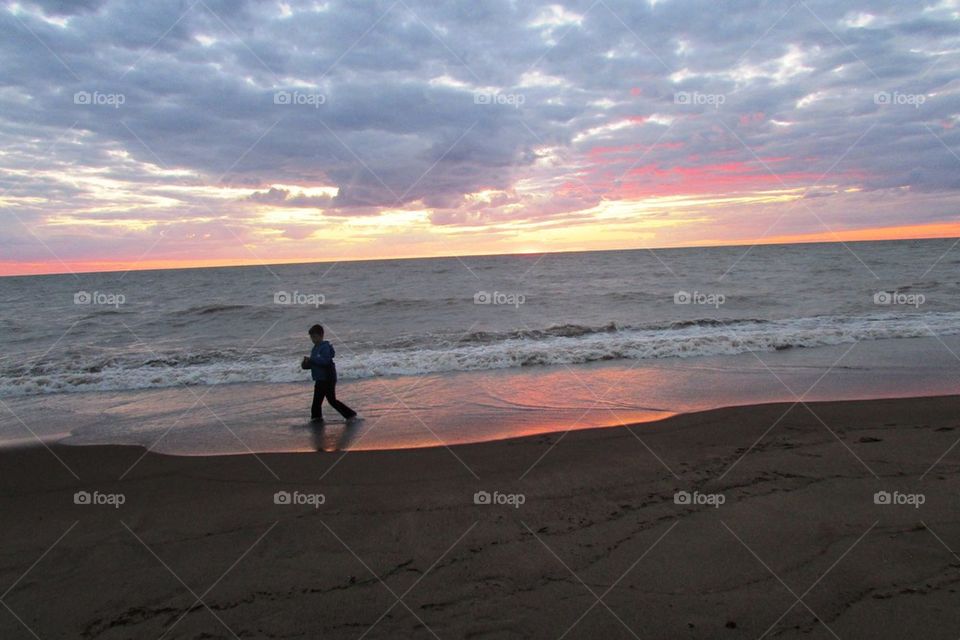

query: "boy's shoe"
xmin=311 ymin=416 xmax=325 ymax=423
xmin=346 ymin=415 xmax=362 ymax=423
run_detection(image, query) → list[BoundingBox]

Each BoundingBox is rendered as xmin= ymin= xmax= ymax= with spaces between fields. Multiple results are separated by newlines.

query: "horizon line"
xmin=3 ymin=232 xmax=959 ymax=279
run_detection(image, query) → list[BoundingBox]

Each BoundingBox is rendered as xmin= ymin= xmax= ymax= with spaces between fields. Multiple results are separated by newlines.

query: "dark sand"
xmin=2 ymin=395 xmax=960 ymax=639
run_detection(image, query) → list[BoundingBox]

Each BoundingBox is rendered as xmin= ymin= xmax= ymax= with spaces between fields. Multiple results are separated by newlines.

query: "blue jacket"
xmin=309 ymin=341 xmax=337 ymax=382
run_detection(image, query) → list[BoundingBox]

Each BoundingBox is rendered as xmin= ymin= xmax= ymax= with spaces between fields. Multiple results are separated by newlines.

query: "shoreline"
xmin=3 ymin=394 xmax=960 ymax=638
xmin=19 ymin=390 xmax=959 ymax=457
xmin=5 ymin=333 xmax=960 ymax=455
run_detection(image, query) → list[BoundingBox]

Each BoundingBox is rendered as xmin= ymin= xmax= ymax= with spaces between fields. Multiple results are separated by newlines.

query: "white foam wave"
xmin=2 ymin=312 xmax=958 ymax=397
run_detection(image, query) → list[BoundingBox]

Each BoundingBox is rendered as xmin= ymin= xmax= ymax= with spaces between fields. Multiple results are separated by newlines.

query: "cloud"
xmin=1 ymin=0 xmax=959 ymax=270
xmin=247 ymin=187 xmax=333 ymax=208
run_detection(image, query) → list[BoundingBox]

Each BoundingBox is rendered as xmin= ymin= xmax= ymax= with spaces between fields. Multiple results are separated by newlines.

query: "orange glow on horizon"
xmin=742 ymin=221 xmax=960 ymax=247
xmin=4 ymin=219 xmax=959 ymax=277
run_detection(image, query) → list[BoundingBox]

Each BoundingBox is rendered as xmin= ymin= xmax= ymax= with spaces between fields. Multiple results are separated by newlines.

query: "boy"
xmin=302 ymin=324 xmax=358 ymax=422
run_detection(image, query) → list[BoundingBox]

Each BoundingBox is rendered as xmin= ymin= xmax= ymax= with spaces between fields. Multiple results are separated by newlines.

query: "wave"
xmin=185 ymin=303 xmax=251 ymax=315
xmin=2 ymin=311 xmax=959 ymax=397
xmin=661 ymin=318 xmax=766 ymax=330
xmin=359 ymin=296 xmax=464 ymax=309
xmin=457 ymin=322 xmax=623 ymax=344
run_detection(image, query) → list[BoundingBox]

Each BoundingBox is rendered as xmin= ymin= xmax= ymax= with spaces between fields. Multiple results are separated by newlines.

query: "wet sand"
xmin=2 ymin=395 xmax=960 ymax=639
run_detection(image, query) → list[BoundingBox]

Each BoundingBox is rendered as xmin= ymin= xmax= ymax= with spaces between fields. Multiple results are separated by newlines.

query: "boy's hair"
xmin=308 ymin=324 xmax=324 ymax=337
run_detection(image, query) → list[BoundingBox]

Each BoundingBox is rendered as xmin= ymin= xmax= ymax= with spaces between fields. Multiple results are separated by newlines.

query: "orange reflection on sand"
xmin=342 ymin=366 xmax=680 ymax=451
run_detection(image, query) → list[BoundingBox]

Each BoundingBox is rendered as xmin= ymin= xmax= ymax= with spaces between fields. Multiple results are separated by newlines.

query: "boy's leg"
xmin=324 ymin=382 xmax=356 ymax=419
xmin=311 ymin=381 xmax=325 ymax=419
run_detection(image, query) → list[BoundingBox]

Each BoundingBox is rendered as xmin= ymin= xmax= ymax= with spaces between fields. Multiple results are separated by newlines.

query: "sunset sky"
xmin=2 ymin=0 xmax=959 ymax=276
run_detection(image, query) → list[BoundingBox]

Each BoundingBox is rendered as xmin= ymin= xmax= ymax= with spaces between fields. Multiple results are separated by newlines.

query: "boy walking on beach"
xmin=302 ymin=324 xmax=358 ymax=422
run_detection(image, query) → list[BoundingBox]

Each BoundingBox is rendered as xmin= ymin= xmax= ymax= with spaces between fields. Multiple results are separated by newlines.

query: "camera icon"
xmin=274 ymin=291 xmax=291 ymax=304
xmin=673 ymin=490 xmax=692 ymax=505
xmin=274 ymin=491 xmax=291 ymax=505
xmin=73 ymin=91 xmax=91 ymax=105
xmin=873 ymin=291 xmax=892 ymax=305
xmin=274 ymin=91 xmax=291 ymax=105
xmin=873 ymin=490 xmax=891 ymax=505
xmin=674 ymin=91 xmax=691 ymax=105
xmin=74 ymin=490 xmax=91 ymax=505
xmin=473 ymin=490 xmax=491 ymax=505
xmin=473 ymin=92 xmax=491 ymax=105
xmin=873 ymin=91 xmax=891 ymax=105
xmin=74 ymin=291 xmax=92 ymax=304
xmin=474 ymin=291 xmax=492 ymax=305
xmin=673 ymin=291 xmax=691 ymax=304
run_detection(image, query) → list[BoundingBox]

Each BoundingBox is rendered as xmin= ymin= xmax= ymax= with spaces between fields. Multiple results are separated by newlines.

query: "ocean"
xmin=2 ymin=238 xmax=959 ymax=454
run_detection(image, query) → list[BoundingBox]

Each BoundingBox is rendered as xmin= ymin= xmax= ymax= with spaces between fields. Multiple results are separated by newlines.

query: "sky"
xmin=1 ymin=0 xmax=959 ymax=276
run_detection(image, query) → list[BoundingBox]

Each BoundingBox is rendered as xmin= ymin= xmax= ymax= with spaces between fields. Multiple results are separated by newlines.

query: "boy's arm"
xmin=309 ymin=343 xmax=334 ymax=367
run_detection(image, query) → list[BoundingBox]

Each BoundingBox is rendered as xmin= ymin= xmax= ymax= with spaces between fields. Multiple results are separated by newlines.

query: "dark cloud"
xmin=25 ymin=0 xmax=106 ymax=16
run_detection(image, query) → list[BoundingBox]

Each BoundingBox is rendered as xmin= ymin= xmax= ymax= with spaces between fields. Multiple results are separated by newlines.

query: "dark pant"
xmin=311 ymin=380 xmax=356 ymax=420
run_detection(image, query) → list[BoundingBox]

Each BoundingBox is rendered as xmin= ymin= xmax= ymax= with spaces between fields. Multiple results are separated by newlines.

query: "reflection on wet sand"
xmin=308 ymin=420 xmax=361 ymax=452
xmin=14 ymin=336 xmax=960 ymax=456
